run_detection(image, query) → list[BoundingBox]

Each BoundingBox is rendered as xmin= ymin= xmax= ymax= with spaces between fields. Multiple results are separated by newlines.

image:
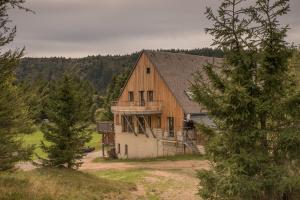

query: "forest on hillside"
xmin=17 ymin=53 xmax=139 ymax=94
xmin=16 ymin=48 xmax=224 ymax=94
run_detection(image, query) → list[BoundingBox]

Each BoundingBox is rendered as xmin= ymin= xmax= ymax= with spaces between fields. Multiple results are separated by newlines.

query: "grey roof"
xmin=145 ymin=50 xmax=222 ymax=114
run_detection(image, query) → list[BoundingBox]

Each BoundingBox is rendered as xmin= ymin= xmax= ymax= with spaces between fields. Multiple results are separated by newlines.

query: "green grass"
xmin=93 ymin=154 xmax=205 ymax=163
xmin=91 ymin=169 xmax=147 ymax=183
xmin=20 ymin=131 xmax=49 ymax=159
xmin=19 ymin=131 xmax=102 ymax=159
xmin=0 ymin=168 xmax=135 ymax=200
xmin=86 ymin=131 xmax=101 ymax=151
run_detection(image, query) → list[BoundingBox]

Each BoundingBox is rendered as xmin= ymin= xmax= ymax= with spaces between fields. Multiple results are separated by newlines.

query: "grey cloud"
xmin=7 ymin=0 xmax=300 ymax=57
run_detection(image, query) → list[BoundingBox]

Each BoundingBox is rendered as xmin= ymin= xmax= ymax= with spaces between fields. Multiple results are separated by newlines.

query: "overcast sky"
xmin=7 ymin=0 xmax=300 ymax=58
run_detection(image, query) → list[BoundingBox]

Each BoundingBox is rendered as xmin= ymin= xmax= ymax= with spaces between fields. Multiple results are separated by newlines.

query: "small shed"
xmin=97 ymin=121 xmax=115 ymax=157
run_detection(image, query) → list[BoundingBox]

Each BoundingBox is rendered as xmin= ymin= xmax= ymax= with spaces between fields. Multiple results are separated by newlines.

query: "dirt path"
xmin=80 ymin=151 xmax=210 ymax=171
xmin=80 ymin=159 xmax=209 ymax=171
xmin=17 ymin=151 xmax=207 ymax=200
xmin=17 ymin=151 xmax=209 ymax=172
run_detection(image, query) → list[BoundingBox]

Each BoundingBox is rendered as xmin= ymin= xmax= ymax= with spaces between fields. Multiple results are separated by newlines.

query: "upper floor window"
xmin=146 ymin=67 xmax=151 ymax=74
xmin=128 ymin=91 xmax=134 ymax=102
xmin=139 ymin=91 xmax=145 ymax=106
xmin=147 ymin=91 xmax=154 ymax=102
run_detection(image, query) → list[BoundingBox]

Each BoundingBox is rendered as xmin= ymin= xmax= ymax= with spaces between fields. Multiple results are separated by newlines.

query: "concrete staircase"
xmin=184 ymin=139 xmax=201 ymax=154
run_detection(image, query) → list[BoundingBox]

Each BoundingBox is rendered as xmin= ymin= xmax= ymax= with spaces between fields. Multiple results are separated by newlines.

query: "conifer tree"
xmin=192 ymin=0 xmax=300 ymax=199
xmin=40 ymin=75 xmax=93 ymax=169
xmin=0 ymin=0 xmax=33 ymax=171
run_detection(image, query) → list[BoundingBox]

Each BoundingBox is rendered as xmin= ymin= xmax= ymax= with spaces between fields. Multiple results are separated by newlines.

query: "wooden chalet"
xmin=98 ymin=50 xmax=221 ymax=158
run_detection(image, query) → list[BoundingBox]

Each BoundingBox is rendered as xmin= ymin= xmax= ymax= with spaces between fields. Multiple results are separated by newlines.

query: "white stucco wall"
xmin=114 ymin=125 xmax=189 ymax=159
xmin=115 ymin=130 xmax=163 ymax=159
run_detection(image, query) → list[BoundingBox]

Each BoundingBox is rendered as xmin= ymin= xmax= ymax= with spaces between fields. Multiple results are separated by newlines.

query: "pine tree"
xmin=0 ymin=1 xmax=33 ymax=171
xmin=0 ymin=52 xmax=33 ymax=171
xmin=192 ymin=0 xmax=300 ymax=199
xmin=20 ymin=79 xmax=50 ymax=123
xmin=40 ymin=75 xmax=93 ymax=169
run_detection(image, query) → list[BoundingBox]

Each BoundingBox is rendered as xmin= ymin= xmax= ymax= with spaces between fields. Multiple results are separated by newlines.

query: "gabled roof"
xmin=145 ymin=50 xmax=222 ymax=114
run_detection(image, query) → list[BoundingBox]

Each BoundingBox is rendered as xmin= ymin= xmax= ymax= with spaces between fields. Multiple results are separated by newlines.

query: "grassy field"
xmin=0 ymin=168 xmax=135 ymax=200
xmin=0 ymin=167 xmax=200 ymax=200
xmin=19 ymin=131 xmax=101 ymax=159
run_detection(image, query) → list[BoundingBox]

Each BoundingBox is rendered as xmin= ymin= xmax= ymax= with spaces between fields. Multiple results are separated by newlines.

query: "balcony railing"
xmin=111 ymin=101 xmax=162 ymax=114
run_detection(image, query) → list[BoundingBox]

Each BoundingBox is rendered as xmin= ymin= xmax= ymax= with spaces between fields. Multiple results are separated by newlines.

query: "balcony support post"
xmin=141 ymin=114 xmax=156 ymax=138
xmin=135 ymin=115 xmax=149 ymax=137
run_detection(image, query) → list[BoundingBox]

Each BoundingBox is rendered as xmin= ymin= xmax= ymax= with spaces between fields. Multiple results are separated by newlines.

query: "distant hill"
xmin=17 ymin=54 xmax=139 ymax=94
xmin=16 ymin=48 xmax=224 ymax=94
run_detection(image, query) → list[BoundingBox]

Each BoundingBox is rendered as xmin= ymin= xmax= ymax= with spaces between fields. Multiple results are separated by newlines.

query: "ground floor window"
xmin=147 ymin=116 xmax=152 ymax=128
xmin=121 ymin=116 xmax=127 ymax=132
xmin=157 ymin=116 xmax=161 ymax=128
xmin=121 ymin=115 xmax=134 ymax=133
xmin=168 ymin=117 xmax=175 ymax=137
xmin=115 ymin=114 xmax=120 ymax=125
xmin=127 ymin=116 xmax=134 ymax=133
xmin=117 ymin=143 xmax=120 ymax=154
xmin=125 ymin=144 xmax=128 ymax=155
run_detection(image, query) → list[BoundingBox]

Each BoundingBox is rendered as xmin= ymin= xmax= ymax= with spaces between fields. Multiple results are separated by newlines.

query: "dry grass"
xmin=89 ymin=168 xmax=201 ymax=200
xmin=0 ymin=168 xmax=136 ymax=200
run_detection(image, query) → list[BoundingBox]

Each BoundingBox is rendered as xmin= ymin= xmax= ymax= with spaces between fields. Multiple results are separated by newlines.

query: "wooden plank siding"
xmin=115 ymin=52 xmax=185 ymax=139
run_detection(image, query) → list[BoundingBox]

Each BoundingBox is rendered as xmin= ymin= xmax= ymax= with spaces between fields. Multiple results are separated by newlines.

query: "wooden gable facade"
xmin=113 ymin=51 xmax=185 ymax=138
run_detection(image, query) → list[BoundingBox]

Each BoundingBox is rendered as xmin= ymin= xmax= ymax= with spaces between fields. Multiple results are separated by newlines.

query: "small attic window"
xmin=185 ymin=90 xmax=195 ymax=100
xmin=146 ymin=67 xmax=150 ymax=74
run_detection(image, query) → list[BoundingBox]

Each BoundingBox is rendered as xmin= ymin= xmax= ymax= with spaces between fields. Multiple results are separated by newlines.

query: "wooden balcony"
xmin=111 ymin=101 xmax=162 ymax=114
